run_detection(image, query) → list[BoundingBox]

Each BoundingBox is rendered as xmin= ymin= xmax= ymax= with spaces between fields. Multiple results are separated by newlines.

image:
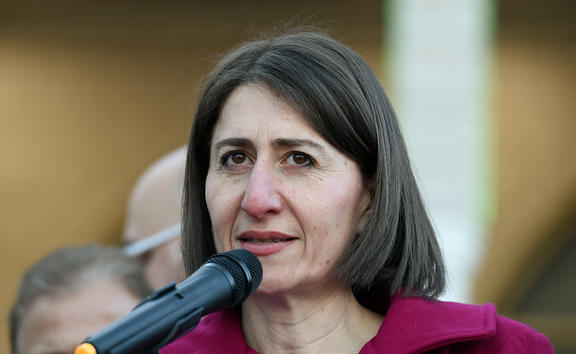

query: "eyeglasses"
xmin=123 ymin=224 xmax=181 ymax=257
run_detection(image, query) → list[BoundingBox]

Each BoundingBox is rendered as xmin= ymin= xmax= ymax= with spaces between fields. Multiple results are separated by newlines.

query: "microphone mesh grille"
xmin=207 ymin=250 xmax=262 ymax=307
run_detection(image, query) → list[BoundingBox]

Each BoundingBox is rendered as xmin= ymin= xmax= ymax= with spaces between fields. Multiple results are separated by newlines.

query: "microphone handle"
xmin=81 ymin=263 xmax=235 ymax=353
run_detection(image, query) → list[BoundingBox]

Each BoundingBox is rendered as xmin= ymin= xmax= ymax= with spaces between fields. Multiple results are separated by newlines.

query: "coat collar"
xmin=362 ymin=295 xmax=497 ymax=353
xmin=161 ymin=295 xmax=497 ymax=354
xmin=160 ymin=306 xmax=251 ymax=354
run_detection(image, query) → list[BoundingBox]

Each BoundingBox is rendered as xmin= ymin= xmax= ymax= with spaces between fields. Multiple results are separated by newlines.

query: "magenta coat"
xmin=160 ymin=294 xmax=554 ymax=353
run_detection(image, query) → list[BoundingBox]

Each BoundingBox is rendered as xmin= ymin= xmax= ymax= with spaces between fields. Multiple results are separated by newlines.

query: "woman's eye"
xmin=231 ymin=152 xmax=246 ymax=164
xmin=221 ymin=151 xmax=248 ymax=166
xmin=286 ymin=152 xmax=313 ymax=166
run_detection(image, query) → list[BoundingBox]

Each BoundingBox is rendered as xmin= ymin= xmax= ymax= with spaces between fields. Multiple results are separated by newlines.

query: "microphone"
xmin=75 ymin=249 xmax=262 ymax=354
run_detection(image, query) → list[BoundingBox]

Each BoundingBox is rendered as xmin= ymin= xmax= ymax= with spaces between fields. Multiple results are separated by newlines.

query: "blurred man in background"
xmin=10 ymin=245 xmax=152 ymax=354
xmin=123 ymin=146 xmax=187 ymax=290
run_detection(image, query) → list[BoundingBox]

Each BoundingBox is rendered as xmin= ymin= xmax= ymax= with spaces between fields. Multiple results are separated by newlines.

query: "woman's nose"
xmin=241 ymin=164 xmax=282 ymax=220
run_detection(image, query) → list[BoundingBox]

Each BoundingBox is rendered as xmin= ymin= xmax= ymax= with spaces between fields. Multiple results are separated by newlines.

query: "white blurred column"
xmin=385 ymin=0 xmax=495 ymax=302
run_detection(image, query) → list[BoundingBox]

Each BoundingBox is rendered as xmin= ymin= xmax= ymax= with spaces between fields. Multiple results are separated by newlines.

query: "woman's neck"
xmin=241 ymin=284 xmax=383 ymax=354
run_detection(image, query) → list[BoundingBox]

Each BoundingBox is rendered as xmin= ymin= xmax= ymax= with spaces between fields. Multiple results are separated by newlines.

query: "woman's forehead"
xmin=212 ymin=85 xmax=321 ymax=143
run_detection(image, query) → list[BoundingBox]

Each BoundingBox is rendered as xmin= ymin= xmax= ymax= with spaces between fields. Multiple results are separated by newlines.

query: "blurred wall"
xmin=0 ymin=2 xmax=382 ymax=352
xmin=474 ymin=0 xmax=576 ymax=352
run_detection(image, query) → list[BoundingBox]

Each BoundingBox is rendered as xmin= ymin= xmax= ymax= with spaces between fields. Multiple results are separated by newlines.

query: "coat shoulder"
xmin=372 ymin=295 xmax=555 ymax=353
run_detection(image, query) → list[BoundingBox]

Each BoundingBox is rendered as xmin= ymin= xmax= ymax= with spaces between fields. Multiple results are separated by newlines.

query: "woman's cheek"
xmin=209 ymin=193 xmax=237 ymax=253
xmin=213 ymin=234 xmax=226 ymax=253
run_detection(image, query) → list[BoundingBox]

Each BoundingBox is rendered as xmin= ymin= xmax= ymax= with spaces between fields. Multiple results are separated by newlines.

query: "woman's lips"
xmin=237 ymin=231 xmax=297 ymax=256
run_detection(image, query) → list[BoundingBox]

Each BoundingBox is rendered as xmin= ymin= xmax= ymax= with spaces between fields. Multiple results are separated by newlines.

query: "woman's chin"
xmin=252 ymin=278 xmax=290 ymax=297
xmin=249 ymin=276 xmax=330 ymax=300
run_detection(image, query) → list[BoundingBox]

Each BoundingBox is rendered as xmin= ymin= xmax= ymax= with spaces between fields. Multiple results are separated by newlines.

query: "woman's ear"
xmin=356 ymin=179 xmax=374 ymax=235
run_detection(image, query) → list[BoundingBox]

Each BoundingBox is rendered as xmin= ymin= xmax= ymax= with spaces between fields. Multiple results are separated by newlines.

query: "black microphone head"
xmin=206 ymin=249 xmax=262 ymax=307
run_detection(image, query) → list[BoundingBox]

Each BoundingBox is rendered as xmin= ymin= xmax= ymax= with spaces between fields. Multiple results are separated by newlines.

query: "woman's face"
xmin=205 ymin=84 xmax=371 ymax=295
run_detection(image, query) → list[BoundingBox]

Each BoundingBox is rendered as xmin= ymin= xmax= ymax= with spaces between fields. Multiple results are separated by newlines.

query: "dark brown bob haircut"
xmin=182 ymin=30 xmax=446 ymax=309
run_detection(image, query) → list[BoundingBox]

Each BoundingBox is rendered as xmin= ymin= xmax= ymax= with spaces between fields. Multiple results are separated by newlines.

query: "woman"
xmin=161 ymin=31 xmax=553 ymax=353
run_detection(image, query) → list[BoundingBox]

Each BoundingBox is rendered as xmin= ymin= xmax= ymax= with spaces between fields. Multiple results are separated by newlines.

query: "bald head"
xmin=124 ymin=146 xmax=187 ymax=289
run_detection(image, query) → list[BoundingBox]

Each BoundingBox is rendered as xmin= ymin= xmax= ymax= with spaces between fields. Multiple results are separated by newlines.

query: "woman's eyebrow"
xmin=213 ymin=138 xmax=253 ymax=151
xmin=273 ymin=138 xmax=324 ymax=151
